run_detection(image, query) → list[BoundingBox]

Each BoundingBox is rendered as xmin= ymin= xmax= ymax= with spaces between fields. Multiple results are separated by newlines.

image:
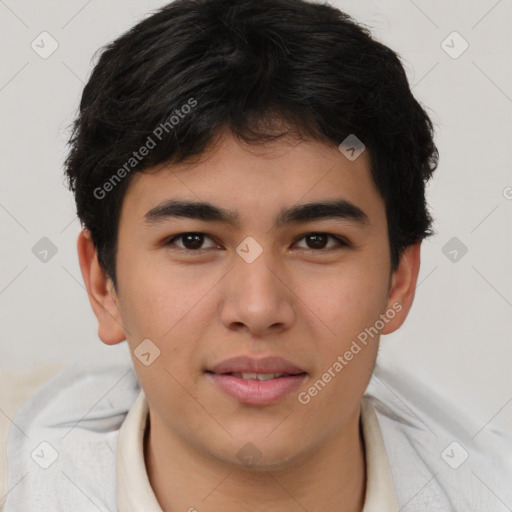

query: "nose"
xmin=219 ymin=250 xmax=296 ymax=338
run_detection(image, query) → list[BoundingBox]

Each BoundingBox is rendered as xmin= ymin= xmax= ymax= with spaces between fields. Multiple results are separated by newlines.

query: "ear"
xmin=76 ymin=228 xmax=126 ymax=345
xmin=381 ymin=243 xmax=421 ymax=335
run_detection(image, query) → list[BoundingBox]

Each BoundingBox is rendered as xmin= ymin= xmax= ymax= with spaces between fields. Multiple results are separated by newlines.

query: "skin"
xmin=78 ymin=128 xmax=420 ymax=512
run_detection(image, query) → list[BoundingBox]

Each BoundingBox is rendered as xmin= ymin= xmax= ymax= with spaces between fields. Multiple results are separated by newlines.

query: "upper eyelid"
xmin=166 ymin=232 xmax=350 ymax=249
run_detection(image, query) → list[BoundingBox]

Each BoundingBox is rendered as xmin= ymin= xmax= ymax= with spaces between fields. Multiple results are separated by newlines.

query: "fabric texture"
xmin=116 ymin=389 xmax=399 ymax=511
xmin=1 ymin=354 xmax=510 ymax=511
xmin=0 ymin=362 xmax=69 ymax=510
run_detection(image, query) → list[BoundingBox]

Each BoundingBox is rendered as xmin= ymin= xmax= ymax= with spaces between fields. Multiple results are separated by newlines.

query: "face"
xmin=82 ymin=129 xmax=418 ymax=470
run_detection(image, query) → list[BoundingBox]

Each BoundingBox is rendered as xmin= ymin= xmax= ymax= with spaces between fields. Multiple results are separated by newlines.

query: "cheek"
xmin=116 ymin=260 xmax=216 ymax=376
xmin=116 ymin=251 xmax=203 ymax=337
xmin=301 ymin=262 xmax=389 ymax=341
xmin=294 ymin=264 xmax=388 ymax=400
xmin=297 ymin=271 xmax=385 ymax=408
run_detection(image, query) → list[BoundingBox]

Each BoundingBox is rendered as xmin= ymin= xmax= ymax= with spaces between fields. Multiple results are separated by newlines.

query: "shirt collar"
xmin=117 ymin=391 xmax=399 ymax=511
xmin=359 ymin=397 xmax=399 ymax=511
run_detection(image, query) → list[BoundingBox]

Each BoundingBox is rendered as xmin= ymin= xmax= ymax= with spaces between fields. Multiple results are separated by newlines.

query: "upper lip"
xmin=208 ymin=356 xmax=307 ymax=375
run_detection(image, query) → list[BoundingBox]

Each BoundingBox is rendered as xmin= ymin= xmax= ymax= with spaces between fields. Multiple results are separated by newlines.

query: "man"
xmin=1 ymin=0 xmax=505 ymax=510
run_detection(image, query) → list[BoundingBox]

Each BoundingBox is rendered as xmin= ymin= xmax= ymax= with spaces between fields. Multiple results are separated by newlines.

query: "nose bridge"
xmin=233 ymin=243 xmax=283 ymax=303
xmin=220 ymin=242 xmax=295 ymax=333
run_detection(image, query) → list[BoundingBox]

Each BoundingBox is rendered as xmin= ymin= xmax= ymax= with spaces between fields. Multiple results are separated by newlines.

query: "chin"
xmin=207 ymin=436 xmax=308 ymax=473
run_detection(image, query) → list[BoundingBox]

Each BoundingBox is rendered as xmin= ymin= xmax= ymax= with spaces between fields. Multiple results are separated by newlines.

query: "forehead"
xmin=119 ymin=131 xmax=385 ymax=229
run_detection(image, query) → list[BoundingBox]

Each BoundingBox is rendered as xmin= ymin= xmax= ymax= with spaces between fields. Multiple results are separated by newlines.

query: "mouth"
xmin=207 ymin=371 xmax=306 ymax=380
xmin=205 ymin=372 xmax=307 ymax=405
xmin=205 ymin=356 xmax=308 ymax=405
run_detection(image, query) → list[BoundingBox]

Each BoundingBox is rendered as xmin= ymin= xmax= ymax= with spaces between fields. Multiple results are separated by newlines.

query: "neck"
xmin=144 ymin=406 xmax=367 ymax=512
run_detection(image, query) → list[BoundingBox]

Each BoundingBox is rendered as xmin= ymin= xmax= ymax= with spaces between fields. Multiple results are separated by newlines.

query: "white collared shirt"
xmin=2 ymin=354 xmax=510 ymax=511
xmin=116 ymin=391 xmax=399 ymax=511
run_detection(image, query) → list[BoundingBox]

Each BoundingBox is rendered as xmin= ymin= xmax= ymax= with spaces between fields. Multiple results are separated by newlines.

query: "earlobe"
xmin=381 ymin=243 xmax=421 ymax=335
xmin=76 ymin=228 xmax=126 ymax=345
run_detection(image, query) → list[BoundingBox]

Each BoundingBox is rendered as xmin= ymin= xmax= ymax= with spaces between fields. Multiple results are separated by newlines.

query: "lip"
xmin=206 ymin=373 xmax=307 ymax=405
xmin=206 ymin=355 xmax=308 ymax=405
xmin=208 ymin=355 xmax=306 ymax=375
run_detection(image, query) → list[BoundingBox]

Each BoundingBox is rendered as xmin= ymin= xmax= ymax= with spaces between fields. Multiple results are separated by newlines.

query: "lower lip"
xmin=207 ymin=373 xmax=307 ymax=405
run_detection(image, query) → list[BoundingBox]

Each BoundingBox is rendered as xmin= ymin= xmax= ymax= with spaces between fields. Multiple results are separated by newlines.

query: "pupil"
xmin=184 ymin=234 xmax=203 ymax=249
xmin=308 ymin=233 xmax=327 ymax=249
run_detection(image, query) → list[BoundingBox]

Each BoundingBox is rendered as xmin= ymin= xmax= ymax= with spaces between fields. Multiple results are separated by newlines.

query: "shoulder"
xmin=0 ymin=353 xmax=140 ymax=511
xmin=0 ymin=362 xmax=68 ymax=510
xmin=365 ymin=369 xmax=512 ymax=511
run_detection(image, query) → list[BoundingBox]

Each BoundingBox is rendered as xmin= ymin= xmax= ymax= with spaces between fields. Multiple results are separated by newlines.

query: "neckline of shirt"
xmin=116 ymin=391 xmax=399 ymax=511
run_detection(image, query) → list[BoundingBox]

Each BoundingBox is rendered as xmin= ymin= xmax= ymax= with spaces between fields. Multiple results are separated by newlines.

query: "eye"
xmin=164 ymin=232 xmax=350 ymax=253
xmin=165 ymin=232 xmax=220 ymax=251
xmin=293 ymin=232 xmax=350 ymax=251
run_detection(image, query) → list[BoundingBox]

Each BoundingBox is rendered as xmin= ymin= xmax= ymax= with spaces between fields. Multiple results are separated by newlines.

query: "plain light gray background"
xmin=0 ymin=0 xmax=511 ymax=442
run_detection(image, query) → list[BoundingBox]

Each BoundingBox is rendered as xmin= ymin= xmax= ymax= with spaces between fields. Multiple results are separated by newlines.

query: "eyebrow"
xmin=143 ymin=198 xmax=369 ymax=228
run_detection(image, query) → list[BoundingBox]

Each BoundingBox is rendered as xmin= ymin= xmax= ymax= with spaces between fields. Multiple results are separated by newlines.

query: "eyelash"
xmin=164 ymin=232 xmax=351 ymax=253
